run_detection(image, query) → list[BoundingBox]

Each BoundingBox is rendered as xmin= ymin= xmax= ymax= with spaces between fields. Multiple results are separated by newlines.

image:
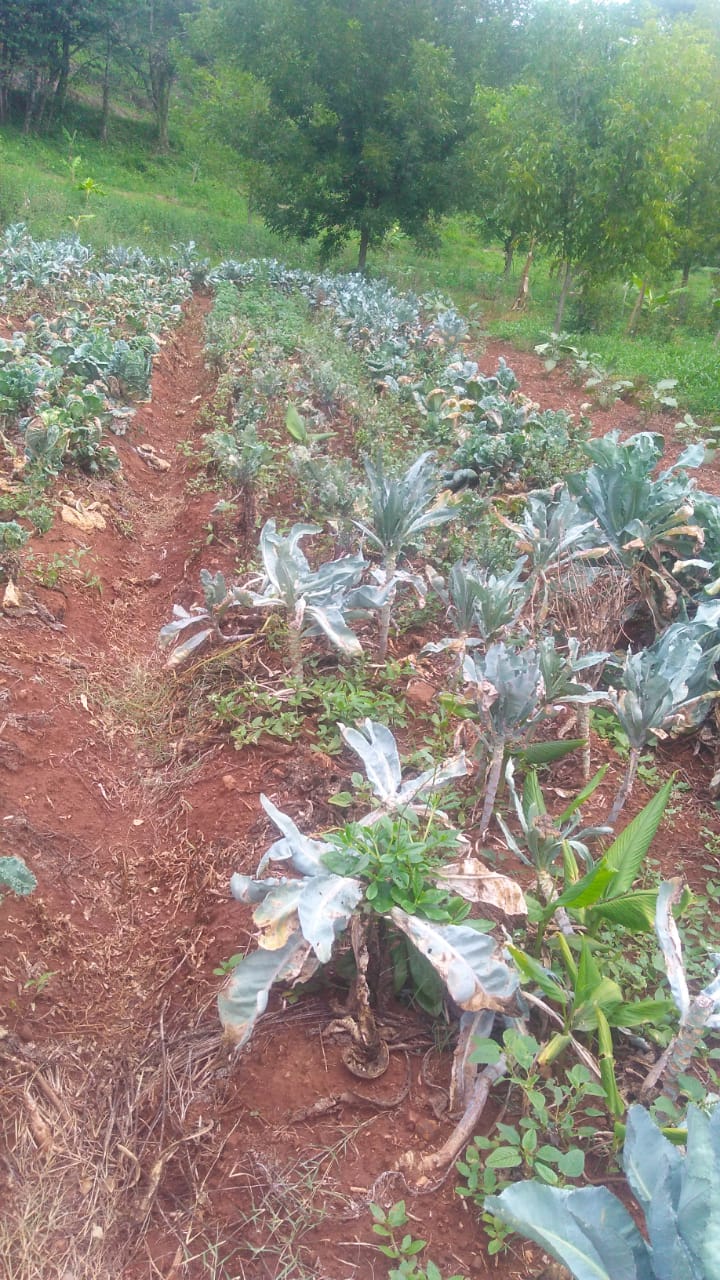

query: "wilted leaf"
xmin=218 ymin=934 xmax=314 ymax=1047
xmin=390 ymin=909 xmax=518 ymax=1011
xmin=438 ymin=857 xmax=526 ymax=917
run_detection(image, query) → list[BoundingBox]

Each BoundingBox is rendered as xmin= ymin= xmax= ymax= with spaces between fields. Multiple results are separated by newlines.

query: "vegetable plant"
xmin=240 ymin=520 xmax=388 ymax=680
xmin=486 ymin=1103 xmax=720 ymax=1280
xmin=218 ymin=722 xmax=518 ymax=1079
xmin=461 ymin=642 xmax=546 ymax=836
xmin=606 ymin=619 xmax=720 ymax=823
xmin=356 ymin=452 xmax=454 ymax=660
xmin=424 ymin=556 xmax=530 ymax=672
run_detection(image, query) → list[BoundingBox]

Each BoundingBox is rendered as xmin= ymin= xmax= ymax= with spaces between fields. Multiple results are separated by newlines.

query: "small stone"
xmin=222 ymin=775 xmax=237 ymax=791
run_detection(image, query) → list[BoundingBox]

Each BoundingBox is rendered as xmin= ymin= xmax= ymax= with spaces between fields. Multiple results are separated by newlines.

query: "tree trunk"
xmin=23 ymin=69 xmax=41 ymax=134
xmin=100 ymin=34 xmax=112 ymax=143
xmin=625 ymin=280 xmax=646 ymax=335
xmin=0 ymin=42 xmax=9 ymax=125
xmin=554 ymin=260 xmax=573 ymax=332
xmin=503 ymin=236 xmax=515 ymax=279
xmin=357 ymin=225 xmax=370 ymax=274
xmin=511 ymin=240 xmax=534 ymax=311
xmin=52 ymin=34 xmax=71 ymax=122
xmin=149 ymin=57 xmax=172 ymax=152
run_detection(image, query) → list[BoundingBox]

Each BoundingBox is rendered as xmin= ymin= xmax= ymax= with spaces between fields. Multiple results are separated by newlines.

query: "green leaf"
xmin=507 ymin=945 xmax=568 ymax=1005
xmin=603 ymin=780 xmax=673 ymax=896
xmin=585 ymin=889 xmax=658 ymax=932
xmin=387 ymin=1201 xmax=407 ymax=1229
xmin=552 ymin=863 xmax=615 ymax=912
xmin=558 ymin=1148 xmax=586 ymax=1178
xmin=486 ymin=1147 xmax=523 ymax=1169
xmin=515 ymin=738 xmax=586 ymax=765
xmin=470 ymin=1038 xmax=503 ymax=1066
xmin=596 ymin=1006 xmax=625 ymax=1120
xmin=485 ymin=1182 xmax=653 ymax=1280
xmin=285 ymin=402 xmax=308 ymax=443
xmin=558 ymin=765 xmax=608 ymax=824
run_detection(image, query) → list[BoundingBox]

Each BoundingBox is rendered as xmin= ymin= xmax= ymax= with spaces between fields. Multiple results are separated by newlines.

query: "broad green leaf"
xmin=604 ymin=779 xmax=673 ymax=895
xmin=607 ymin=998 xmax=674 ymax=1029
xmin=558 ymin=765 xmax=608 ymax=824
xmin=486 ymin=1147 xmax=523 ymax=1169
xmin=507 ymin=945 xmax=568 ymax=1006
xmin=552 ymin=863 xmax=615 ymax=912
xmin=585 ymin=889 xmax=659 ymax=933
xmin=486 ymin=1182 xmax=653 ymax=1280
xmin=515 ymin=738 xmax=587 ymax=765
xmin=285 ymin=402 xmax=308 ymax=443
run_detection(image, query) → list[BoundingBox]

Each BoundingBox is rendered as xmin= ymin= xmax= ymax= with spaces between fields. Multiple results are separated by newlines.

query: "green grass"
xmin=0 ymin=101 xmax=311 ymax=263
xmin=2 ymin=99 xmax=717 ymax=418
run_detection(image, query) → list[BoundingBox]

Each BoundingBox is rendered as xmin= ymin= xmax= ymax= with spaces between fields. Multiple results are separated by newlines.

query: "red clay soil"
xmin=1 ymin=308 xmax=718 ymax=1280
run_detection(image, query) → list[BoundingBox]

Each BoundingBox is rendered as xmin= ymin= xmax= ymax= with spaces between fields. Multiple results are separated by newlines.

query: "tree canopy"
xmin=194 ymin=0 xmax=475 ymax=269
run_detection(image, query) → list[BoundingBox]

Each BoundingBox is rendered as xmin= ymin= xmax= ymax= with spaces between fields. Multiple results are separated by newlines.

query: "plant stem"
xmin=480 ymin=737 xmax=506 ymax=838
xmin=577 ymin=703 xmax=591 ymax=781
xmin=641 ymin=994 xmax=715 ymax=1101
xmin=607 ymin=745 xmax=640 ymax=827
xmin=287 ymin=619 xmax=304 ymax=684
xmin=399 ymin=1056 xmax=507 ymax=1187
xmin=377 ymin=554 xmax=396 ymax=662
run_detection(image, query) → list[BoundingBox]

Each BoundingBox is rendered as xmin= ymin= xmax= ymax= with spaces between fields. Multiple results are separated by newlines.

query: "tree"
xmin=0 ymin=0 xmax=97 ymax=130
xmin=194 ymin=0 xmax=473 ymax=270
xmin=595 ymin=18 xmax=717 ymax=322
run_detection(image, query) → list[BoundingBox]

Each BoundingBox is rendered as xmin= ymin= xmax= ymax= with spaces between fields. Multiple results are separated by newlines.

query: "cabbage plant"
xmin=241 ymin=520 xmax=390 ymax=679
xmin=219 ymin=722 xmax=518 ymax=1079
xmin=424 ymin=557 xmax=531 ymax=675
xmin=642 ymin=878 xmax=720 ymax=1103
xmin=486 ymin=1103 xmax=720 ymax=1280
xmin=606 ymin=617 xmax=720 ymax=824
xmin=356 ymin=452 xmax=454 ymax=660
xmin=161 ymin=522 xmax=390 ymax=678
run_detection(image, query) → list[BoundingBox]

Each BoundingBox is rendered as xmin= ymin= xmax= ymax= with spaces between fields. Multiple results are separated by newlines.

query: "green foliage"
xmin=486 ymin=1103 xmax=720 ymax=1280
xmin=0 ymin=855 xmax=37 ymax=900
xmin=218 ymin=723 xmax=517 ymax=1049
xmin=323 ymin=814 xmax=466 ymax=922
xmin=196 ymin=0 xmax=473 ymax=267
xmin=370 ymin=1201 xmax=467 ymax=1280
xmin=457 ymin=1030 xmax=603 ymax=1253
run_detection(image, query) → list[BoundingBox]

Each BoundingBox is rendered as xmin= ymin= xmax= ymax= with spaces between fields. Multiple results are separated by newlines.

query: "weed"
xmin=370 ymin=1201 xmax=468 ymax=1279
xmin=456 ymin=1030 xmax=606 ymax=1255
